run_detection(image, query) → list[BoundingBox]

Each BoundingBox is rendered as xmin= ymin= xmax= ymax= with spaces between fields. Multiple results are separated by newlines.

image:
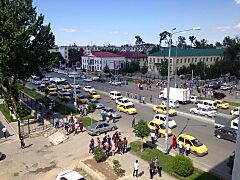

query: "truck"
xmin=214 ymin=113 xmax=239 ymax=130
xmin=162 ymin=87 xmax=190 ymax=104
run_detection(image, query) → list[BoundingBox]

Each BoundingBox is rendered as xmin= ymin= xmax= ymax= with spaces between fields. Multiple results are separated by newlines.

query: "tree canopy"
xmin=135 ymin=35 xmax=144 ymax=45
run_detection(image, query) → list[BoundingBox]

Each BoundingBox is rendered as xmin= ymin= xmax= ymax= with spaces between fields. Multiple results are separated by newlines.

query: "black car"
xmin=97 ymin=78 xmax=106 ymax=83
xmin=214 ymin=127 xmax=237 ymax=142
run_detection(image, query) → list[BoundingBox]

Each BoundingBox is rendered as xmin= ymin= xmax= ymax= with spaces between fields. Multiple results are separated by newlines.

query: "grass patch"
xmin=78 ymin=116 xmax=97 ymax=127
xmin=22 ymin=114 xmax=34 ymax=120
xmin=0 ymin=104 xmax=17 ymax=122
xmin=130 ymin=141 xmax=221 ymax=180
xmin=55 ymin=104 xmax=75 ymax=115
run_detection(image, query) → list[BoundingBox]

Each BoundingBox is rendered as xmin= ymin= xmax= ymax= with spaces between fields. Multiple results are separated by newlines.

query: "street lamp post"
xmin=73 ymin=75 xmax=77 ymax=112
xmin=164 ymin=27 xmax=200 ymax=154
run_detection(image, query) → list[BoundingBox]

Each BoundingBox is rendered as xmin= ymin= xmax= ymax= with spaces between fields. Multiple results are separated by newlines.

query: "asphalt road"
xmin=26 ymin=72 xmax=236 ymax=177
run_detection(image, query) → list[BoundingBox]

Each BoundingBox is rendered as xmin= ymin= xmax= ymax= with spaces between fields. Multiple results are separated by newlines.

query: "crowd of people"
xmin=89 ymin=131 xmax=128 ymax=157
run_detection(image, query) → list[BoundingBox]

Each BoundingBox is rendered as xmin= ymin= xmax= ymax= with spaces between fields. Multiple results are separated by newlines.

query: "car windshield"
xmin=160 ymin=124 xmax=166 ymax=129
xmin=126 ymin=105 xmax=134 ymax=109
xmin=191 ymin=139 xmax=203 ymax=147
xmin=92 ymin=92 xmax=97 ymax=95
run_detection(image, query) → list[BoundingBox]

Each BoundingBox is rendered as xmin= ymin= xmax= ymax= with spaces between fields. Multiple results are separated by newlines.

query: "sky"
xmin=33 ymin=0 xmax=240 ymax=46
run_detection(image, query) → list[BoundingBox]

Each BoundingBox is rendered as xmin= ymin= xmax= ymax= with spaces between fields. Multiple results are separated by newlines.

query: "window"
xmin=233 ymin=122 xmax=238 ymax=128
xmin=195 ymin=58 xmax=197 ymax=62
xmin=206 ymin=58 xmax=208 ymax=62
xmin=176 ymin=59 xmax=179 ymax=63
xmin=192 ymin=58 xmax=194 ymax=62
xmin=104 ymin=123 xmax=109 ymax=127
xmin=158 ymin=58 xmax=160 ymax=63
xmin=180 ymin=59 xmax=182 ymax=63
xmin=185 ymin=139 xmax=192 ymax=146
xmin=191 ymin=139 xmax=203 ymax=147
xmin=150 ymin=122 xmax=155 ymax=127
xmin=184 ymin=58 xmax=186 ymax=63
xmin=178 ymin=137 xmax=184 ymax=142
xmin=188 ymin=58 xmax=190 ymax=63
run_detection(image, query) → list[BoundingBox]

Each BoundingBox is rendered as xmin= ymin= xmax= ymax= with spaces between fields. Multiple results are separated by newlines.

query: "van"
xmin=197 ymin=100 xmax=217 ymax=110
xmin=110 ymin=91 xmax=122 ymax=100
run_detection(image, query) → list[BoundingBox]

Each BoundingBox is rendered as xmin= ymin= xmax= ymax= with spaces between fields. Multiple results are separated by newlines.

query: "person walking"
xmin=131 ymin=116 xmax=136 ymax=128
xmin=54 ymin=117 xmax=59 ymax=128
xmin=151 ymin=130 xmax=156 ymax=144
xmin=142 ymin=96 xmax=145 ymax=104
xmin=123 ymin=137 xmax=128 ymax=154
xmin=149 ymin=160 xmax=155 ymax=179
xmin=178 ymin=139 xmax=183 ymax=155
xmin=20 ymin=136 xmax=25 ymax=149
xmin=172 ymin=135 xmax=177 ymax=150
xmin=79 ymin=121 xmax=83 ymax=132
xmin=155 ymin=157 xmax=162 ymax=177
xmin=185 ymin=142 xmax=191 ymax=156
xmin=2 ymin=126 xmax=7 ymax=139
xmin=74 ymin=122 xmax=79 ymax=135
xmin=133 ymin=160 xmax=139 ymax=177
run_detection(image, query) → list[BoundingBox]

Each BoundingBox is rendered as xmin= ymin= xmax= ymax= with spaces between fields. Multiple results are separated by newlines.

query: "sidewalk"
xmin=108 ymin=152 xmax=176 ymax=180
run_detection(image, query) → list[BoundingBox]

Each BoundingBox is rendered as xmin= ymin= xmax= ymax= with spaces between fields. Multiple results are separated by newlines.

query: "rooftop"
xmin=92 ymin=51 xmax=122 ymax=57
xmin=117 ymin=51 xmax=147 ymax=58
xmin=149 ymin=47 xmax=226 ymax=57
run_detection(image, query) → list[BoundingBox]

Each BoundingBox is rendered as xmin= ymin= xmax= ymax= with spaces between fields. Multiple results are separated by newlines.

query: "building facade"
xmin=81 ymin=52 xmax=125 ymax=72
xmin=117 ymin=52 xmax=148 ymax=68
xmin=148 ymin=47 xmax=226 ymax=75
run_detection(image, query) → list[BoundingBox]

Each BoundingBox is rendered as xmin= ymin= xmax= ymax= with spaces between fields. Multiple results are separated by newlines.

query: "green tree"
xmin=94 ymin=147 xmax=106 ymax=162
xmin=172 ymin=155 xmax=194 ymax=177
xmin=140 ymin=62 xmax=148 ymax=74
xmin=88 ymin=101 xmax=96 ymax=125
xmin=159 ymin=59 xmax=168 ymax=76
xmin=103 ymin=64 xmax=110 ymax=74
xmin=0 ymin=0 xmax=55 ymax=110
xmin=189 ymin=36 xmax=196 ymax=47
xmin=177 ymin=36 xmax=186 ymax=48
xmin=159 ymin=31 xmax=170 ymax=47
xmin=51 ymin=52 xmax=64 ymax=67
xmin=68 ymin=48 xmax=81 ymax=66
xmin=133 ymin=119 xmax=151 ymax=152
xmin=135 ymin=35 xmax=144 ymax=45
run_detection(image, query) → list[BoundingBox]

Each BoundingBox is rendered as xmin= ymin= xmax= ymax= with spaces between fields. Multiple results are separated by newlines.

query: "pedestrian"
xmin=154 ymin=157 xmax=162 ymax=177
xmin=185 ymin=142 xmax=191 ymax=156
xmin=149 ymin=160 xmax=155 ymax=179
xmin=74 ymin=122 xmax=79 ymax=135
xmin=79 ymin=121 xmax=83 ymax=132
xmin=54 ymin=116 xmax=59 ymax=128
xmin=150 ymin=95 xmax=153 ymax=103
xmin=131 ymin=116 xmax=135 ymax=128
xmin=142 ymin=96 xmax=145 ymax=104
xmin=97 ymin=137 xmax=101 ymax=147
xmin=20 ymin=136 xmax=25 ymax=149
xmin=89 ymin=138 xmax=94 ymax=154
xmin=172 ymin=135 xmax=177 ymax=150
xmin=2 ymin=126 xmax=7 ymax=139
xmin=72 ymin=123 xmax=75 ymax=135
xmin=118 ymin=139 xmax=124 ymax=155
xmin=133 ymin=160 xmax=139 ymax=177
xmin=151 ymin=130 xmax=156 ymax=144
xmin=178 ymin=139 xmax=183 ymax=155
xmin=123 ymin=137 xmax=128 ymax=154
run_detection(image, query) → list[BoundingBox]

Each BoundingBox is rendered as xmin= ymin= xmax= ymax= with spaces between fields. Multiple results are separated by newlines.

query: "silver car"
xmin=86 ymin=121 xmax=118 ymax=136
xmin=89 ymin=99 xmax=104 ymax=109
xmin=103 ymin=107 xmax=121 ymax=119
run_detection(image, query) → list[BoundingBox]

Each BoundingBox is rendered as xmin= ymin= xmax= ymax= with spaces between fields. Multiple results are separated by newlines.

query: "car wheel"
xmin=216 ymin=134 xmax=221 ymax=139
xmin=96 ymin=131 xmax=100 ymax=136
xmin=111 ymin=127 xmax=115 ymax=131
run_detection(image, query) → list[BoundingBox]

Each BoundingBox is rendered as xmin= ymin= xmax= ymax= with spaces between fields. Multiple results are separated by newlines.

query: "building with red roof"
xmin=117 ymin=51 xmax=148 ymax=68
xmin=82 ymin=52 xmax=125 ymax=72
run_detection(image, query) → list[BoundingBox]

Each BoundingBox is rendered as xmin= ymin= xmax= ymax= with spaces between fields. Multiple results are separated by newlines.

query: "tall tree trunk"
xmin=141 ymin=138 xmax=144 ymax=152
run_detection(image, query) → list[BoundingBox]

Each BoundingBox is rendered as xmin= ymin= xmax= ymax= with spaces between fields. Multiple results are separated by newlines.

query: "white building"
xmin=82 ymin=52 xmax=125 ymax=72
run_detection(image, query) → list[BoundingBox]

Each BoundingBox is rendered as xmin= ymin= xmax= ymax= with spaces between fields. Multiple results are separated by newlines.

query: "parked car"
xmin=190 ymin=107 xmax=217 ymax=117
xmin=214 ymin=127 xmax=237 ymax=142
xmin=76 ymin=95 xmax=88 ymax=104
xmin=88 ymin=99 xmax=104 ymax=109
xmin=215 ymin=100 xmax=230 ymax=109
xmin=160 ymin=100 xmax=179 ymax=108
xmin=152 ymin=114 xmax=177 ymax=128
xmin=92 ymin=76 xmax=100 ymax=81
xmin=97 ymin=78 xmax=106 ymax=83
xmin=117 ymin=103 xmax=137 ymax=115
xmin=86 ymin=121 xmax=117 ymax=136
xmin=70 ymin=83 xmax=81 ymax=89
xmin=190 ymin=96 xmax=199 ymax=104
xmin=56 ymin=170 xmax=86 ymax=180
xmin=83 ymin=86 xmax=95 ymax=92
xmin=83 ymin=77 xmax=93 ymax=82
xmin=177 ymin=134 xmax=208 ymax=156
xmin=153 ymin=104 xmax=177 ymax=116
xmin=220 ymin=83 xmax=232 ymax=90
xmin=109 ymin=91 xmax=122 ymax=100
xmin=230 ymin=107 xmax=240 ymax=117
xmin=148 ymin=120 xmax=172 ymax=137
xmin=103 ymin=107 xmax=121 ymax=119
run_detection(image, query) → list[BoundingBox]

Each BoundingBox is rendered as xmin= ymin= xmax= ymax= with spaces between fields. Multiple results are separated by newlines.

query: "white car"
xmin=190 ymin=107 xmax=217 ymax=117
xmin=83 ymin=86 xmax=95 ymax=92
xmin=116 ymin=98 xmax=133 ymax=105
xmin=161 ymin=100 xmax=179 ymax=108
xmin=83 ymin=78 xmax=93 ymax=82
xmin=220 ymin=83 xmax=232 ymax=90
xmin=70 ymin=83 xmax=81 ymax=89
xmin=153 ymin=114 xmax=177 ymax=128
xmin=109 ymin=81 xmax=121 ymax=86
xmin=231 ymin=107 xmax=240 ymax=116
xmin=56 ymin=170 xmax=85 ymax=180
xmin=190 ymin=96 xmax=198 ymax=104
xmin=92 ymin=76 xmax=100 ymax=81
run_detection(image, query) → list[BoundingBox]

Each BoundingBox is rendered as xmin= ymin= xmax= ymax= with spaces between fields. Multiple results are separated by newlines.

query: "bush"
xmin=113 ymin=160 xmax=125 ymax=177
xmin=213 ymin=92 xmax=226 ymax=99
xmin=94 ymin=147 xmax=106 ymax=162
xmin=172 ymin=155 xmax=194 ymax=177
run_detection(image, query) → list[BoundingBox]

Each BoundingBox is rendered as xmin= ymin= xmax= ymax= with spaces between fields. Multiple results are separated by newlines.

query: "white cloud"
xmin=234 ymin=23 xmax=240 ymax=30
xmin=123 ymin=32 xmax=128 ymax=35
xmin=216 ymin=26 xmax=231 ymax=32
xmin=62 ymin=28 xmax=77 ymax=33
xmin=109 ymin=31 xmax=119 ymax=35
xmin=234 ymin=0 xmax=240 ymax=5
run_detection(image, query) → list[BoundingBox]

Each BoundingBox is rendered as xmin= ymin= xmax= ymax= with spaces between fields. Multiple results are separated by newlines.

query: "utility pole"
xmin=73 ymin=75 xmax=77 ymax=112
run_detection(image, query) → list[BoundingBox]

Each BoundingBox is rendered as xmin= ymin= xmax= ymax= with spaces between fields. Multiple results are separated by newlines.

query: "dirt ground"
xmin=83 ymin=158 xmax=118 ymax=180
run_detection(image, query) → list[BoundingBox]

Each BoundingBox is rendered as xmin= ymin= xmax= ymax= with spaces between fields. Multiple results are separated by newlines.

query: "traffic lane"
xmin=98 ymin=92 xmax=235 ymax=171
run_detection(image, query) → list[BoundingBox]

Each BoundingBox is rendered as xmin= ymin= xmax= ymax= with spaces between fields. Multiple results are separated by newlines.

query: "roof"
xmin=149 ymin=47 xmax=226 ymax=57
xmin=179 ymin=134 xmax=196 ymax=140
xmin=117 ymin=52 xmax=147 ymax=58
xmin=92 ymin=51 xmax=122 ymax=57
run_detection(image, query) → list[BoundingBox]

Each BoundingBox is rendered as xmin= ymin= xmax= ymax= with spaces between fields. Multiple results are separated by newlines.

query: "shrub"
xmin=172 ymin=155 xmax=194 ymax=177
xmin=113 ymin=160 xmax=125 ymax=177
xmin=213 ymin=92 xmax=226 ymax=99
xmin=94 ymin=147 xmax=106 ymax=162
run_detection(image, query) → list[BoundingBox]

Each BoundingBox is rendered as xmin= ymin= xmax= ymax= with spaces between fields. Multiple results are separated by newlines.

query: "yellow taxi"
xmin=88 ymin=91 xmax=101 ymax=99
xmin=153 ymin=104 xmax=177 ymax=116
xmin=117 ymin=103 xmax=137 ymax=115
xmin=177 ymin=134 xmax=208 ymax=157
xmin=214 ymin=100 xmax=230 ymax=109
xmin=47 ymin=85 xmax=57 ymax=96
xmin=58 ymin=90 xmax=71 ymax=100
xmin=77 ymin=95 xmax=88 ymax=104
xmin=148 ymin=119 xmax=172 ymax=137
